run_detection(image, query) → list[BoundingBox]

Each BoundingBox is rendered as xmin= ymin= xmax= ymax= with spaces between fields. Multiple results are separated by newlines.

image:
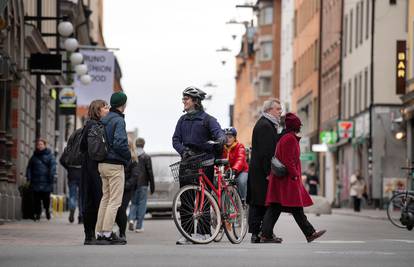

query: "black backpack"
xmin=87 ymin=118 xmax=116 ymax=162
xmin=60 ymin=128 xmax=84 ymax=168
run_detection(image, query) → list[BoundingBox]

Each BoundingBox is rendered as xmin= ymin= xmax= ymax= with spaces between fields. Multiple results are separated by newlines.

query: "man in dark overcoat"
xmin=247 ymin=98 xmax=284 ymax=243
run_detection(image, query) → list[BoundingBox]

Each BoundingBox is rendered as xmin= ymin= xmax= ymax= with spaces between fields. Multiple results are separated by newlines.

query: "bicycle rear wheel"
xmin=221 ymin=186 xmax=247 ymax=244
xmin=172 ymin=185 xmax=221 ymax=244
xmin=387 ymin=192 xmax=414 ymax=228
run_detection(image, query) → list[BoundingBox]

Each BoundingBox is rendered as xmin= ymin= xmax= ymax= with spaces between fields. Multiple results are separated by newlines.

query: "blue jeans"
xmin=236 ymin=172 xmax=248 ymax=202
xmin=128 ymin=186 xmax=148 ymax=229
xmin=68 ymin=182 xmax=81 ymax=213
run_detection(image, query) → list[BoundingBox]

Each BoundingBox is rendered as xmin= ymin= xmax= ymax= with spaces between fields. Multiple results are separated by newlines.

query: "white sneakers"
xmin=135 ymin=228 xmax=144 ymax=233
xmin=176 ymin=236 xmax=192 ymax=245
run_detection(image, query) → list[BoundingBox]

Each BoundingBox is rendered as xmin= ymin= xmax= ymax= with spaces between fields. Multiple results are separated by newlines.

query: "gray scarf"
xmin=261 ymin=112 xmax=282 ymax=133
xmin=136 ymin=147 xmax=145 ymax=157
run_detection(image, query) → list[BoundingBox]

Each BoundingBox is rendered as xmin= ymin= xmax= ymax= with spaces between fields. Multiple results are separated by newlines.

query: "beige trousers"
xmin=96 ymin=163 xmax=125 ymax=233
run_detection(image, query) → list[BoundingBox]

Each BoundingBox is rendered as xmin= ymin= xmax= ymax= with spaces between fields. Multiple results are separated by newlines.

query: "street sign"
xmin=59 ymin=87 xmax=76 ymax=115
xmin=338 ymin=120 xmax=354 ymax=139
xmin=29 ymin=53 xmax=62 ymax=75
xmin=396 ymin=40 xmax=406 ymax=95
xmin=300 ymin=152 xmax=316 ymax=162
xmin=320 ymin=131 xmax=337 ymax=144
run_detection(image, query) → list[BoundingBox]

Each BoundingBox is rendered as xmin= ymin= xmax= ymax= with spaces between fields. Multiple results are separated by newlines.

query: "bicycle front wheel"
xmin=221 ymin=186 xmax=247 ymax=244
xmin=172 ymin=185 xmax=222 ymax=244
xmin=387 ymin=192 xmax=414 ymax=228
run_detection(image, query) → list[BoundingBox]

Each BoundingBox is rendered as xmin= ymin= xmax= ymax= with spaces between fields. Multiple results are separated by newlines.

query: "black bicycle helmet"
xmin=224 ymin=127 xmax=237 ymax=137
xmin=183 ymin=86 xmax=207 ymax=100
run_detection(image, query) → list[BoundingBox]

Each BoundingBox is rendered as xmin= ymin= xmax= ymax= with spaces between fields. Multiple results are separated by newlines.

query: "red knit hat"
xmin=285 ymin=112 xmax=302 ymax=132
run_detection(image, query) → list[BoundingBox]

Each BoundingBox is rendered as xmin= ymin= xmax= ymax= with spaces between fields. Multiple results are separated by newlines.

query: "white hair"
xmin=262 ymin=98 xmax=281 ymax=113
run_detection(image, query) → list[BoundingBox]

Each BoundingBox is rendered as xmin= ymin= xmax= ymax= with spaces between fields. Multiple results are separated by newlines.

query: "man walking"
xmin=128 ymin=137 xmax=155 ymax=233
xmin=247 ymin=98 xmax=284 ymax=243
xmin=95 ymin=91 xmax=131 ymax=245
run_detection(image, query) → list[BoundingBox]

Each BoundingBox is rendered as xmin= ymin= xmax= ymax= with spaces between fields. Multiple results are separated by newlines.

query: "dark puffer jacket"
xmin=26 ymin=148 xmax=57 ymax=192
xmin=172 ymin=110 xmax=225 ymax=158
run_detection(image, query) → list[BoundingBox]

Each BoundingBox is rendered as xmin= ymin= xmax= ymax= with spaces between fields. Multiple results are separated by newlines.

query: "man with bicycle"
xmin=172 ymin=86 xmax=226 ymax=245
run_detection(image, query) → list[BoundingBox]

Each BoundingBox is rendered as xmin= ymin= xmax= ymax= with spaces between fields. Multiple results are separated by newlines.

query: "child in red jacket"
xmin=222 ymin=127 xmax=249 ymax=204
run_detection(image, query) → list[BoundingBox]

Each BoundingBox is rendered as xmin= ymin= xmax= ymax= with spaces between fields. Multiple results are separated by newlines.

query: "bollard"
xmin=51 ymin=194 xmax=57 ymax=217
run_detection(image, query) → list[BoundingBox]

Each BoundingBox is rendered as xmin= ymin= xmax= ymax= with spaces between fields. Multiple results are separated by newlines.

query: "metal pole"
xmin=54 ymin=0 xmax=61 ymax=152
xmin=35 ymin=0 xmax=42 ymax=139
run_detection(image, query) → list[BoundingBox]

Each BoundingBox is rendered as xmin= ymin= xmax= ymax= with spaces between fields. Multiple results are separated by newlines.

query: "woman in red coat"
xmin=222 ymin=127 xmax=249 ymax=203
xmin=260 ymin=113 xmax=326 ymax=243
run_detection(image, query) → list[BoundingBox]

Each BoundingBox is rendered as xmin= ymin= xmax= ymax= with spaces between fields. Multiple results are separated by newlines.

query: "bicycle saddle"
xmin=214 ymin=159 xmax=229 ymax=166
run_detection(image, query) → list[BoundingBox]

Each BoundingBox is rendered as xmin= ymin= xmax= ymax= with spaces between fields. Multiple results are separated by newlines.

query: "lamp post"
xmin=216 ymin=47 xmax=231 ymax=65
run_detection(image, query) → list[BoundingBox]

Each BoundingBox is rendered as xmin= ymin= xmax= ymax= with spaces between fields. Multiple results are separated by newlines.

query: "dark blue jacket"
xmin=26 ymin=148 xmax=57 ymax=192
xmin=101 ymin=109 xmax=131 ymax=165
xmin=172 ymin=110 xmax=225 ymax=157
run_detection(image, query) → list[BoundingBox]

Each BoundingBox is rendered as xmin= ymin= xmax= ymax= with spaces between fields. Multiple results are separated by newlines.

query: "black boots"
xmin=69 ymin=209 xmax=75 ymax=223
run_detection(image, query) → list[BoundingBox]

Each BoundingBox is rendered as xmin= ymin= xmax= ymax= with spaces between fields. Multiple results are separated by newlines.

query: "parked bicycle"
xmin=169 ymin=152 xmax=247 ymax=244
xmin=386 ymin=166 xmax=414 ymax=231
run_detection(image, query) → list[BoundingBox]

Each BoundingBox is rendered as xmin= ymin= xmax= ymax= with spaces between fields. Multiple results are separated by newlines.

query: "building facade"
xmin=319 ymin=0 xmax=342 ymax=203
xmin=279 ymin=0 xmax=294 ymax=112
xmin=338 ymin=0 xmax=407 ymax=206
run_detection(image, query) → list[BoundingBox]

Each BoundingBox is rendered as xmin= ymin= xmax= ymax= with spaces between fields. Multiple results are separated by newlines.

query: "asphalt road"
xmin=0 ymin=212 xmax=413 ymax=267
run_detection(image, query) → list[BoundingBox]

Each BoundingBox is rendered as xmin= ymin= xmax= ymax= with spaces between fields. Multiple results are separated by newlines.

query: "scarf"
xmin=261 ymin=112 xmax=282 ymax=133
xmin=136 ymin=147 xmax=145 ymax=157
xmin=224 ymin=142 xmax=238 ymax=159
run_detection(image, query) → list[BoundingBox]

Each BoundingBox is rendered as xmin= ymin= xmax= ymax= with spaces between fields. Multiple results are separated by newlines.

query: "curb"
xmin=332 ymin=210 xmax=388 ymax=221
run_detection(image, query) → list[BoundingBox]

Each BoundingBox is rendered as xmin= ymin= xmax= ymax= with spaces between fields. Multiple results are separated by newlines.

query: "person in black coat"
xmin=115 ymin=138 xmax=140 ymax=242
xmin=79 ymin=99 xmax=109 ymax=245
xmin=26 ymin=138 xmax=57 ymax=221
xmin=247 ymin=98 xmax=284 ymax=243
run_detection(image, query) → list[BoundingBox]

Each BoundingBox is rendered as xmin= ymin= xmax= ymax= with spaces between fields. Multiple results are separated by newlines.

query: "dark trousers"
xmin=262 ymin=203 xmax=315 ymax=238
xmin=179 ymin=165 xmax=214 ymax=235
xmin=248 ymin=204 xmax=267 ymax=235
xmin=80 ymin=160 xmax=102 ymax=239
xmin=352 ymin=196 xmax=361 ymax=212
xmin=115 ymin=190 xmax=132 ymax=237
xmin=33 ymin=191 xmax=51 ymax=217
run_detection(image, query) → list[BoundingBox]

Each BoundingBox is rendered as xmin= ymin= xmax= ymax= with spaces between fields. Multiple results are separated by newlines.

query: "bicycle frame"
xmin=193 ymin=166 xmax=240 ymax=220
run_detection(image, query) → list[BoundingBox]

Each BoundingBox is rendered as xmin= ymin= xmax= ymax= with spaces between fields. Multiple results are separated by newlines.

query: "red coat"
xmin=222 ymin=142 xmax=249 ymax=173
xmin=265 ymin=132 xmax=313 ymax=207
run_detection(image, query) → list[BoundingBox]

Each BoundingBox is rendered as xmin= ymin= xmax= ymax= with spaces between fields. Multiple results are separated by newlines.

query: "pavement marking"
xmin=381 ymin=239 xmax=414 ymax=244
xmin=314 ymin=240 xmax=366 ymax=244
xmin=314 ymin=251 xmax=396 ymax=256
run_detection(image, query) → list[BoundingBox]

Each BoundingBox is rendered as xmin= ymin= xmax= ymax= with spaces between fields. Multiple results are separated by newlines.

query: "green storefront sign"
xmin=320 ymin=131 xmax=337 ymax=144
xmin=300 ymin=152 xmax=316 ymax=162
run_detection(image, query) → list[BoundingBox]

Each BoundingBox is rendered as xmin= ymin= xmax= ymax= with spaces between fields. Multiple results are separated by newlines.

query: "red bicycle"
xmin=170 ymin=153 xmax=247 ymax=244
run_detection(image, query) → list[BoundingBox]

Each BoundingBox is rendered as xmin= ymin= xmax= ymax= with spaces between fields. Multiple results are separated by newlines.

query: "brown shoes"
xmin=260 ymin=234 xmax=283 ymax=243
xmin=306 ymin=230 xmax=327 ymax=243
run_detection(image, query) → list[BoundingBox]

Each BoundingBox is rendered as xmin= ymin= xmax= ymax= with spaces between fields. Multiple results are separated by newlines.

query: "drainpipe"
xmin=369 ymin=0 xmax=376 ymax=207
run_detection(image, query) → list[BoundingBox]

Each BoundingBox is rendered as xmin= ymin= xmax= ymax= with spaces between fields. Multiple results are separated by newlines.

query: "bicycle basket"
xmin=169 ymin=153 xmax=214 ymax=183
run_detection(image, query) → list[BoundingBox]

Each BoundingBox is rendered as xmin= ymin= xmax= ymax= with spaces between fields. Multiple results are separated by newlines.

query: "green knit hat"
xmin=110 ymin=91 xmax=127 ymax=108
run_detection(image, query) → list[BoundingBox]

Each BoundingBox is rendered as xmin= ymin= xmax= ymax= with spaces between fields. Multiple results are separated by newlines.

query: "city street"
xmin=0 ymin=212 xmax=413 ymax=267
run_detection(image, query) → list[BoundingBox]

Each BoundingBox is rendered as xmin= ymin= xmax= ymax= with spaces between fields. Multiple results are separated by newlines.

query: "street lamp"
xmin=80 ymin=74 xmax=92 ymax=85
xmin=70 ymin=52 xmax=83 ymax=65
xmin=225 ymin=19 xmax=249 ymax=40
xmin=57 ymin=21 xmax=73 ymax=37
xmin=74 ymin=64 xmax=88 ymax=76
xmin=64 ymin=38 xmax=79 ymax=52
xmin=216 ymin=47 xmax=231 ymax=65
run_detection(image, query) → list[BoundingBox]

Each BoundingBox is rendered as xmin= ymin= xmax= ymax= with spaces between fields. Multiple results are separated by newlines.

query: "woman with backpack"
xmin=26 ymin=138 xmax=57 ymax=221
xmin=79 ymin=99 xmax=109 ymax=245
xmin=115 ymin=137 xmax=140 ymax=243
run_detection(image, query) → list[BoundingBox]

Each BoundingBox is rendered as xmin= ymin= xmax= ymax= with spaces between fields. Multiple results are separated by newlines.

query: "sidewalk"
xmin=332 ymin=208 xmax=388 ymax=221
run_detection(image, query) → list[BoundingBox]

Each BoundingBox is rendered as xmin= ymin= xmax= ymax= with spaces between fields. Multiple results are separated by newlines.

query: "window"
xmin=354 ymin=76 xmax=358 ymax=115
xmin=366 ymin=0 xmax=370 ymax=40
xmin=356 ymin=3 xmax=359 ymax=48
xmin=260 ymin=41 xmax=273 ymax=61
xmin=364 ymin=68 xmax=369 ymax=108
xmin=342 ymin=84 xmax=346 ymax=118
xmin=259 ymin=6 xmax=273 ymax=25
xmin=343 ymin=15 xmax=348 ymax=57
xmin=350 ymin=9 xmax=353 ymax=54
xmin=259 ymin=77 xmax=272 ymax=96
xmin=360 ymin=1 xmax=364 ymax=45
xmin=348 ymin=80 xmax=352 ymax=118
xmin=358 ymin=72 xmax=363 ymax=112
